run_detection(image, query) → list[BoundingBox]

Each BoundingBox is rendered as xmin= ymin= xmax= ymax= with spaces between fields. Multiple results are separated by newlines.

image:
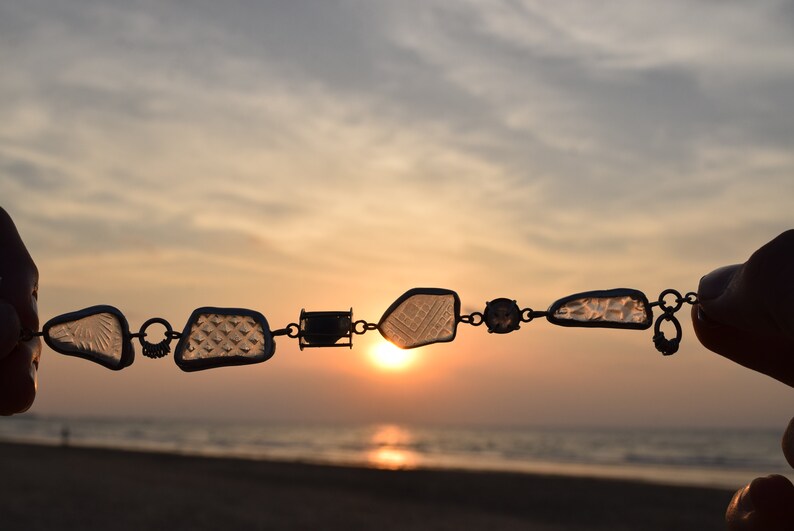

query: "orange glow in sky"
xmin=368 ymin=340 xmax=417 ymax=372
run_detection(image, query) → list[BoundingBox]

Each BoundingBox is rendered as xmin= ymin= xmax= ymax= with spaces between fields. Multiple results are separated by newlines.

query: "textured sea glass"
xmin=379 ymin=292 xmax=458 ymax=349
xmin=46 ymin=312 xmax=125 ymax=366
xmin=179 ymin=313 xmax=267 ymax=361
xmin=550 ymin=293 xmax=651 ymax=328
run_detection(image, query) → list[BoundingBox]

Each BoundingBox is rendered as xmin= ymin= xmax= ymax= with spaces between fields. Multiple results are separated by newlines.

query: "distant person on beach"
xmin=693 ymin=230 xmax=794 ymax=530
xmin=0 ymin=207 xmax=39 ymax=416
xmin=0 ymin=206 xmax=792 ymax=526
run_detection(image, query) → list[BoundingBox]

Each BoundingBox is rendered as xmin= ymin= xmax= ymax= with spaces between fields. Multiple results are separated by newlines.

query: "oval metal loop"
xmin=138 ymin=317 xmax=174 ymax=359
xmin=684 ymin=292 xmax=698 ymax=305
xmin=657 ymin=289 xmax=683 ymax=314
xmin=520 ymin=308 xmax=534 ymax=323
xmin=652 ymin=313 xmax=682 ymax=355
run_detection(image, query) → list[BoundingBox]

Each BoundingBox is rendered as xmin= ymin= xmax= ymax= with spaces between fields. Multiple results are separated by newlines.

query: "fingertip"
xmin=698 ymin=264 xmax=741 ymax=303
xmin=0 ymin=341 xmax=38 ymax=416
xmin=784 ymin=418 xmax=794 ymax=470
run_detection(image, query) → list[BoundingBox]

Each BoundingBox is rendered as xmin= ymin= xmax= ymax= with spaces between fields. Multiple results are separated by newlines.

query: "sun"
xmin=368 ymin=340 xmax=417 ymax=371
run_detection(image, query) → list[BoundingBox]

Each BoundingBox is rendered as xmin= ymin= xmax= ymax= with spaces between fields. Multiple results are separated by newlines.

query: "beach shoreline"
xmin=0 ymin=441 xmax=733 ymax=530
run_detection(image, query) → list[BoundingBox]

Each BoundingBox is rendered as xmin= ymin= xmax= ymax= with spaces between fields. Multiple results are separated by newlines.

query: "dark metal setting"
xmin=483 ymin=298 xmax=522 ymax=334
xmin=138 ymin=317 xmax=174 ymax=359
xmin=299 ymin=309 xmax=353 ymax=350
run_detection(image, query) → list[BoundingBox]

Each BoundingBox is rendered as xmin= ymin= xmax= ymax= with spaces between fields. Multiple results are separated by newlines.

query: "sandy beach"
xmin=0 ymin=441 xmax=734 ymax=530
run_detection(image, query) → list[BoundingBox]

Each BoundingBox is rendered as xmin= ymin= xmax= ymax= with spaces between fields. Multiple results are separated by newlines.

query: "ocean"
xmin=1 ymin=416 xmax=789 ymax=490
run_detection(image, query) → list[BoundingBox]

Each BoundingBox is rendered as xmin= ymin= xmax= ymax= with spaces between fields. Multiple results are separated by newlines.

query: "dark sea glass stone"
xmin=483 ymin=298 xmax=521 ymax=334
xmin=546 ymin=288 xmax=652 ymax=329
xmin=43 ymin=305 xmax=134 ymax=370
xmin=378 ymin=288 xmax=460 ymax=349
xmin=174 ymin=307 xmax=275 ymax=372
xmin=299 ymin=310 xmax=352 ymax=349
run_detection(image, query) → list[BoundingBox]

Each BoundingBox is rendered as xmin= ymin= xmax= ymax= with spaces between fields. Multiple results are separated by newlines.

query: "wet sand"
xmin=0 ymin=441 xmax=734 ymax=530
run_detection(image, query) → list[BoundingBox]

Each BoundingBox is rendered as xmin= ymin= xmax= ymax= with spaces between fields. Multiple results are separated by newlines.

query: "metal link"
xmin=285 ymin=323 xmax=300 ymax=338
xmin=653 ymin=313 xmax=682 ymax=355
xmin=353 ymin=320 xmax=378 ymax=335
xmin=19 ymin=328 xmax=43 ymax=342
xmin=520 ymin=308 xmax=548 ymax=323
xmin=138 ymin=317 xmax=174 ymax=359
xmin=657 ymin=288 xmax=684 ymax=314
xmin=651 ymin=288 xmax=696 ymax=356
xmin=459 ymin=312 xmax=484 ymax=326
xmin=272 ymin=323 xmax=300 ymax=338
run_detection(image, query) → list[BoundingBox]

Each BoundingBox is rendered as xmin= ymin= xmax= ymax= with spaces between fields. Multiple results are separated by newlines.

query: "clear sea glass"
xmin=551 ymin=295 xmax=649 ymax=325
xmin=179 ymin=313 xmax=267 ymax=361
xmin=46 ymin=312 xmax=125 ymax=366
xmin=379 ymin=293 xmax=457 ymax=349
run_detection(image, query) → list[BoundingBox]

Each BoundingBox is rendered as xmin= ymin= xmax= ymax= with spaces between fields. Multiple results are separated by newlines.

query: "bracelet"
xmin=20 ymin=287 xmax=698 ymax=372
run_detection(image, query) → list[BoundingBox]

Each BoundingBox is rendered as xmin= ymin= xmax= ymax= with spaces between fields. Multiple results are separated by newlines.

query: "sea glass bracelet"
xmin=20 ymin=287 xmax=698 ymax=372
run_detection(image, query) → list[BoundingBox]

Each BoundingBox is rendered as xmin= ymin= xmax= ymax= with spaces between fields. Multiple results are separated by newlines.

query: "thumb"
xmin=693 ymin=230 xmax=794 ymax=387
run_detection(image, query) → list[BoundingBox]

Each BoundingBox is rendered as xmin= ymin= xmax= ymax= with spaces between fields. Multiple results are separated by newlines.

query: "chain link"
xmin=459 ymin=312 xmax=484 ymax=326
xmin=353 ymin=320 xmax=378 ymax=335
xmin=651 ymin=289 xmax=697 ymax=356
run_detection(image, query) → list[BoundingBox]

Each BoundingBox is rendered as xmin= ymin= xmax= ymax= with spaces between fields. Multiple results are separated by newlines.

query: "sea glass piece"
xmin=546 ymin=289 xmax=652 ymax=329
xmin=378 ymin=288 xmax=460 ymax=349
xmin=174 ymin=307 xmax=274 ymax=371
xmin=43 ymin=305 xmax=133 ymax=370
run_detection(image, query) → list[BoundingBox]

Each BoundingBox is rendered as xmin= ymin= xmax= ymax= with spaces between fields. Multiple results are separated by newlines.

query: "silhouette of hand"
xmin=692 ymin=230 xmax=794 ymax=529
xmin=0 ymin=207 xmax=40 ymax=415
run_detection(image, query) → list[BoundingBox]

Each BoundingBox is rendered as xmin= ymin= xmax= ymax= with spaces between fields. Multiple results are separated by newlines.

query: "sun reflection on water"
xmin=366 ymin=424 xmax=420 ymax=470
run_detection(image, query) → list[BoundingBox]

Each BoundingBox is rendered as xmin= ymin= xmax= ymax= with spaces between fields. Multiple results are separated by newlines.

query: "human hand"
xmin=692 ymin=230 xmax=794 ymax=387
xmin=0 ymin=207 xmax=40 ymax=415
xmin=692 ymin=230 xmax=794 ymax=529
xmin=723 ymin=418 xmax=794 ymax=530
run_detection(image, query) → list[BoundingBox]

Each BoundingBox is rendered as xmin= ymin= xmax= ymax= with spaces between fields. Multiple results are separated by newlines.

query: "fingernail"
xmin=697 ymin=307 xmax=722 ymax=328
xmin=698 ymin=265 xmax=740 ymax=302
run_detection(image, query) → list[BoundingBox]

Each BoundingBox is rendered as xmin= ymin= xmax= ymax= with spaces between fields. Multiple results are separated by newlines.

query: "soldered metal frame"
xmin=377 ymin=287 xmax=462 ymax=349
xmin=545 ymin=288 xmax=653 ymax=330
xmin=42 ymin=305 xmax=135 ymax=371
xmin=298 ymin=309 xmax=353 ymax=350
xmin=173 ymin=307 xmax=275 ymax=372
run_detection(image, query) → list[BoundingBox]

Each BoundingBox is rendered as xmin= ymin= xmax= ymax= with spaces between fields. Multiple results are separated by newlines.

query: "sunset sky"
xmin=1 ymin=0 xmax=793 ymax=428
